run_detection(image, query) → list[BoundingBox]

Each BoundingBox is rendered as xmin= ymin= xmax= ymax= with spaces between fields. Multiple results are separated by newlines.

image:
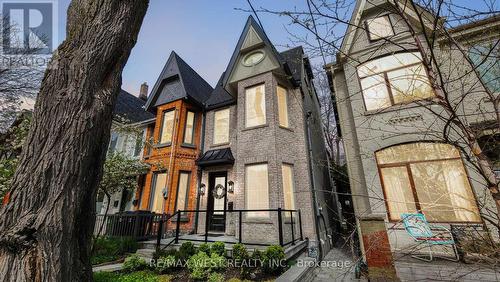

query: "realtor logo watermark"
xmin=1 ymin=0 xmax=57 ymax=68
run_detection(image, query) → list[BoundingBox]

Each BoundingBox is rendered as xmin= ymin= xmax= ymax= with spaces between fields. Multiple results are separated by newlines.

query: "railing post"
xmin=290 ymin=210 xmax=295 ymax=245
xmin=239 ymin=210 xmax=242 ymax=243
xmin=175 ymin=211 xmax=181 ymax=244
xmin=204 ymin=208 xmax=209 ymax=243
xmin=133 ymin=214 xmax=140 ymax=240
xmin=156 ymin=214 xmax=164 ymax=251
xmin=277 ymin=208 xmax=283 ymax=246
xmin=298 ymin=209 xmax=303 ymax=241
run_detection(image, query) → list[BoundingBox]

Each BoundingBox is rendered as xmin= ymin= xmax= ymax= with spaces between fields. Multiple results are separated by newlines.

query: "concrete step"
xmin=135 ymin=248 xmax=155 ymax=259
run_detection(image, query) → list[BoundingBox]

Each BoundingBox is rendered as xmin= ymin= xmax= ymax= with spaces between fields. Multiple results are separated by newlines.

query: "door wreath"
xmin=213 ymin=184 xmax=226 ymax=199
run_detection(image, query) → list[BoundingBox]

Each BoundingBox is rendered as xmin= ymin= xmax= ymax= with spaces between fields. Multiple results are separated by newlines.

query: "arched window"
xmin=357 ymin=52 xmax=434 ymax=111
xmin=376 ymin=143 xmax=480 ymax=222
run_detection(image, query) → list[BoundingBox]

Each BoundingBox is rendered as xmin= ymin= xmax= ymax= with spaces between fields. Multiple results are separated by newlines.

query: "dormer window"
xmin=357 ymin=52 xmax=434 ymax=111
xmin=366 ymin=16 xmax=394 ymax=41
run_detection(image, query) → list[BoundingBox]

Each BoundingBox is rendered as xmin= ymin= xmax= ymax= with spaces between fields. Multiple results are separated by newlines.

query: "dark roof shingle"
xmin=196 ymin=148 xmax=235 ymax=167
xmin=113 ymin=90 xmax=154 ymax=124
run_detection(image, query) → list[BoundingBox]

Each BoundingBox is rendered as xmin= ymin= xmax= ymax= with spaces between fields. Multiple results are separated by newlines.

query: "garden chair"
xmin=401 ymin=213 xmax=459 ymax=262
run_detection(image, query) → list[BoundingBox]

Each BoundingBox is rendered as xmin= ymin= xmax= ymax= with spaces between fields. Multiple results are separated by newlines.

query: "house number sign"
xmin=213 ymin=184 xmax=226 ymax=199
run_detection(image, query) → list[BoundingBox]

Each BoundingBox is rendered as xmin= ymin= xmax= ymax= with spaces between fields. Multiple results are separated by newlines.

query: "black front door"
xmin=207 ymin=172 xmax=227 ymax=232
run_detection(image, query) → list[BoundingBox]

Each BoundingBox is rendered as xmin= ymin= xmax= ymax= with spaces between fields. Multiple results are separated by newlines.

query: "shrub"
xmin=179 ymin=242 xmax=196 ymax=260
xmin=155 ymin=255 xmax=177 ymax=274
xmin=232 ymin=243 xmax=249 ymax=261
xmin=251 ymin=249 xmax=263 ymax=261
xmin=208 ymin=272 xmax=225 ymax=282
xmin=91 ymin=237 xmax=138 ymax=265
xmin=211 ymin=242 xmax=226 ymax=257
xmin=91 ymin=254 xmax=119 ymax=265
xmin=187 ymin=251 xmax=227 ymax=280
xmin=93 ymin=271 xmax=121 ymax=282
xmin=198 ymin=243 xmax=211 ymax=255
xmin=123 ymin=254 xmax=148 ymax=272
xmin=153 ymin=248 xmax=178 ymax=261
xmin=263 ymin=245 xmax=286 ymax=274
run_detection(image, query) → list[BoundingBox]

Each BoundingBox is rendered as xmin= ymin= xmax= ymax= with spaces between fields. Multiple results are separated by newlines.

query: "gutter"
xmin=194 ymin=109 xmax=206 ymax=233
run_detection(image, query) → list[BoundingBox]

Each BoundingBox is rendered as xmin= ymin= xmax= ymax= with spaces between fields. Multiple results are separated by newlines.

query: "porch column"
xmin=359 ymin=214 xmax=399 ymax=281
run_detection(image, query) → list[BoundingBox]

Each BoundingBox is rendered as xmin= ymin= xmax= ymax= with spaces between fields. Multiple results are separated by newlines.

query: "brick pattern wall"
xmin=199 ymin=71 xmax=317 ymax=246
xmin=136 ymin=99 xmax=201 ymax=231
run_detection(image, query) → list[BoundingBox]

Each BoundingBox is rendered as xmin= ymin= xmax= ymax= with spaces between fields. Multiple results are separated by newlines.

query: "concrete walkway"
xmin=92 ymin=263 xmax=123 ymax=272
xmin=311 ymin=248 xmax=365 ymax=282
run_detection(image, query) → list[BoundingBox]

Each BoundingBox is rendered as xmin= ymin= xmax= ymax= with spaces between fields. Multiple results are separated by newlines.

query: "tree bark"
xmin=0 ymin=1 xmax=148 ymax=281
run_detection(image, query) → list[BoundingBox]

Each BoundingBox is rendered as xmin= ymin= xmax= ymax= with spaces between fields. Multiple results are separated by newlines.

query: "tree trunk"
xmin=0 ymin=1 xmax=148 ymax=281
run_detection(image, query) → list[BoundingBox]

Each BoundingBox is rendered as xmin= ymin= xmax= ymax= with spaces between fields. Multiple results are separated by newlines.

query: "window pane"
xmin=214 ymin=109 xmax=230 ymax=144
xmin=176 ymin=172 xmax=190 ymax=211
xmin=246 ymin=164 xmax=269 ymax=217
xmin=469 ymin=44 xmax=500 ymax=93
xmin=213 ymin=176 xmax=226 ymax=215
xmin=376 ymin=143 xmax=460 ymax=164
xmin=151 ymin=172 xmax=167 ymax=213
xmin=277 ymin=86 xmax=289 ymax=127
xmin=360 ymin=74 xmax=391 ymax=111
xmin=245 ymin=84 xmax=266 ymax=127
xmin=160 ymin=110 xmax=175 ymax=144
xmin=411 ymin=160 xmax=480 ymax=222
xmin=282 ymin=165 xmax=295 ymax=211
xmin=388 ymin=64 xmax=433 ymax=104
xmin=358 ymin=52 xmax=422 ymax=77
xmin=367 ymin=16 xmax=394 ymax=40
xmin=109 ymin=132 xmax=119 ymax=154
xmin=380 ymin=166 xmax=417 ymax=220
xmin=183 ymin=111 xmax=195 ymax=144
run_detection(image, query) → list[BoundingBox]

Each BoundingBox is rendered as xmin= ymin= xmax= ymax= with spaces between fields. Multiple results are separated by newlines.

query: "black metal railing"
xmin=94 ymin=212 xmax=163 ymax=240
xmin=154 ymin=208 xmax=303 ymax=250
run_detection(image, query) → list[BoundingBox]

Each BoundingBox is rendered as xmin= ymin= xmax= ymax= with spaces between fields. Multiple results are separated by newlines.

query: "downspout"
xmin=306 ymin=111 xmax=323 ymax=261
xmin=194 ymin=109 xmax=206 ymax=234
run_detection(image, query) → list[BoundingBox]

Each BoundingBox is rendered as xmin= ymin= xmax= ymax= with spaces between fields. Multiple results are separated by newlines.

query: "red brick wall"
xmin=136 ymin=99 xmax=202 ymax=232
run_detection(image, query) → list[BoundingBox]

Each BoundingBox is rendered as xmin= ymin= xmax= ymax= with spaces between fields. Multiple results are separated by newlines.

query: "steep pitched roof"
xmin=145 ymin=51 xmax=213 ymax=111
xmin=221 ymin=16 xmax=288 ymax=88
xmin=204 ymin=72 xmax=236 ymax=110
xmin=280 ymin=46 xmax=305 ymax=84
xmin=113 ymin=89 xmax=154 ymax=124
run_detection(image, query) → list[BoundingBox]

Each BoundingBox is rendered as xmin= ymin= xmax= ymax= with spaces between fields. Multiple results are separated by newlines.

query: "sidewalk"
xmin=311 ymin=248 xmax=366 ymax=282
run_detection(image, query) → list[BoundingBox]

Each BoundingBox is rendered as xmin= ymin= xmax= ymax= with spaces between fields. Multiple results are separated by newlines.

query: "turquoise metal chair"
xmin=401 ymin=213 xmax=459 ymax=262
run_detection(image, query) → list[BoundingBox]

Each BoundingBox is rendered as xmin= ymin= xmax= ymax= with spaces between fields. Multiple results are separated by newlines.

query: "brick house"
xmin=326 ymin=0 xmax=499 ymax=274
xmin=136 ymin=51 xmax=213 ymax=232
xmin=132 ymin=16 xmax=336 ymax=259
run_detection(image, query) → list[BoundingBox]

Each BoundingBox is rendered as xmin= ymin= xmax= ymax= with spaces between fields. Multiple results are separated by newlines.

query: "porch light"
xmin=199 ymin=183 xmax=206 ymax=196
xmin=228 ymin=181 xmax=234 ymax=193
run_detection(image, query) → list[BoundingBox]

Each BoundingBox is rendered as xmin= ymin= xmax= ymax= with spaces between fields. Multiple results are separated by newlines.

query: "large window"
xmin=245 ymin=163 xmax=269 ymax=218
xmin=183 ymin=111 xmax=195 ymax=145
xmin=366 ymin=16 xmax=394 ymax=40
xmin=159 ymin=110 xmax=175 ymax=144
xmin=357 ymin=52 xmax=434 ymax=111
xmin=376 ymin=143 xmax=480 ymax=222
xmin=245 ymin=84 xmax=266 ymax=127
xmin=276 ymin=86 xmax=289 ymax=128
xmin=175 ymin=172 xmax=190 ymax=212
xmin=150 ymin=171 xmax=167 ymax=213
xmin=213 ymin=109 xmax=230 ymax=144
xmin=469 ymin=43 xmax=500 ymax=93
xmin=281 ymin=164 xmax=295 ymax=211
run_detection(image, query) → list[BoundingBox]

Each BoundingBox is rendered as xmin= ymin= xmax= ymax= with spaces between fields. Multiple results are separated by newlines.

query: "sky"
xmin=55 ymin=0 xmax=315 ymax=96
xmin=54 ymin=0 xmax=497 ymax=96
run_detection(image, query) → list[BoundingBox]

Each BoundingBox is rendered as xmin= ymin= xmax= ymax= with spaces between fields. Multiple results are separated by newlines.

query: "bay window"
xmin=159 ymin=110 xmax=175 ymax=144
xmin=376 ymin=143 xmax=480 ymax=222
xmin=245 ymin=163 xmax=269 ymax=218
xmin=357 ymin=52 xmax=434 ymax=111
xmin=277 ymin=86 xmax=289 ymax=127
xmin=175 ymin=172 xmax=190 ymax=212
xmin=282 ymin=164 xmax=295 ymax=211
xmin=150 ymin=171 xmax=167 ymax=213
xmin=183 ymin=111 xmax=195 ymax=145
xmin=245 ymin=84 xmax=266 ymax=127
xmin=213 ymin=109 xmax=230 ymax=144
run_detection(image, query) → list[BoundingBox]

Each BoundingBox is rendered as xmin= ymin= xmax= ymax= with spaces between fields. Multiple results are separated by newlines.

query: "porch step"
xmin=135 ymin=248 xmax=156 ymax=259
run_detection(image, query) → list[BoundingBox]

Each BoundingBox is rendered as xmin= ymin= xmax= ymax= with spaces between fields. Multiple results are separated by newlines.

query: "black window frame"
xmin=182 ymin=110 xmax=196 ymax=146
xmin=158 ymin=109 xmax=175 ymax=146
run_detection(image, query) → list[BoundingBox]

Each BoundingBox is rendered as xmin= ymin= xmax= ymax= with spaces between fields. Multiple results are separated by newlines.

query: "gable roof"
xmin=280 ymin=46 xmax=306 ymax=84
xmin=145 ymin=51 xmax=213 ymax=111
xmin=221 ymin=16 xmax=290 ymax=88
xmin=113 ymin=89 xmax=154 ymax=124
